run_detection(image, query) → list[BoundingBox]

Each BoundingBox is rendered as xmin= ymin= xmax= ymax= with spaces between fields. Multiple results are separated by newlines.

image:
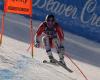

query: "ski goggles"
xmin=47 ymin=18 xmax=55 ymax=22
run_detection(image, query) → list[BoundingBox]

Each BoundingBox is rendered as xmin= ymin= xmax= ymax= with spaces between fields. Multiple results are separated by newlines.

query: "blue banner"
xmin=33 ymin=0 xmax=100 ymax=43
xmin=0 ymin=0 xmax=100 ymax=43
xmin=0 ymin=1 xmax=3 ymax=10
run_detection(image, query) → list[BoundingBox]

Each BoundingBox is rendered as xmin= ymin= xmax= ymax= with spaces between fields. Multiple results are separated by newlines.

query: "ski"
xmin=43 ymin=60 xmax=59 ymax=66
xmin=54 ymin=59 xmax=73 ymax=73
xmin=43 ymin=59 xmax=73 ymax=73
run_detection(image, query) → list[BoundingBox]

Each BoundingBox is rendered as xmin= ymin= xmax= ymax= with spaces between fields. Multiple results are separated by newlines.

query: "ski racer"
xmin=34 ymin=14 xmax=65 ymax=65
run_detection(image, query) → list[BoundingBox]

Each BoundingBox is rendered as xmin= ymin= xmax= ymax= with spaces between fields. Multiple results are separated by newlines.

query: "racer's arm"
xmin=34 ymin=23 xmax=45 ymax=42
xmin=56 ymin=24 xmax=65 ymax=50
xmin=56 ymin=24 xmax=64 ymax=42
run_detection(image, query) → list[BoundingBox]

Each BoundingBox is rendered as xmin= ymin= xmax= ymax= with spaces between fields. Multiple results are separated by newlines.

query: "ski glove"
xmin=60 ymin=46 xmax=65 ymax=52
xmin=34 ymin=39 xmax=40 ymax=48
xmin=59 ymin=45 xmax=65 ymax=54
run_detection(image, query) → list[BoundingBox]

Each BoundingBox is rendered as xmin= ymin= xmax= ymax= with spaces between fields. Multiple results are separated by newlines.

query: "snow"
xmin=0 ymin=11 xmax=100 ymax=80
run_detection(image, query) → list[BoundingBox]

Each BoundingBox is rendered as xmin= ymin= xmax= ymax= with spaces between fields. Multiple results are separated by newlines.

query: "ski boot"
xmin=59 ymin=58 xmax=66 ymax=66
xmin=49 ymin=56 xmax=56 ymax=63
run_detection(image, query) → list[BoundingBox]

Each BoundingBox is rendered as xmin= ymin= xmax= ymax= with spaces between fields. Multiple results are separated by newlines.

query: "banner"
xmin=4 ymin=0 xmax=32 ymax=16
xmin=32 ymin=0 xmax=100 ymax=43
xmin=0 ymin=1 xmax=4 ymax=10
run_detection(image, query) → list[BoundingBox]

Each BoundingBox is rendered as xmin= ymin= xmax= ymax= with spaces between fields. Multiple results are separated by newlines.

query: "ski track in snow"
xmin=0 ymin=45 xmax=77 ymax=80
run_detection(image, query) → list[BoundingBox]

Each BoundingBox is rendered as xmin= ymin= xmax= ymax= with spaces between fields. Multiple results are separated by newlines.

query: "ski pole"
xmin=65 ymin=52 xmax=89 ymax=80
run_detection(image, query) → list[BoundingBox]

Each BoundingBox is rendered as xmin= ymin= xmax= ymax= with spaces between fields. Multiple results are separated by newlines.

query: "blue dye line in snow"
xmin=0 ymin=69 xmax=14 ymax=80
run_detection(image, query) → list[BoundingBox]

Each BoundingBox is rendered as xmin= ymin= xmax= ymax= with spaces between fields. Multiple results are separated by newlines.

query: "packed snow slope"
xmin=0 ymin=11 xmax=100 ymax=80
